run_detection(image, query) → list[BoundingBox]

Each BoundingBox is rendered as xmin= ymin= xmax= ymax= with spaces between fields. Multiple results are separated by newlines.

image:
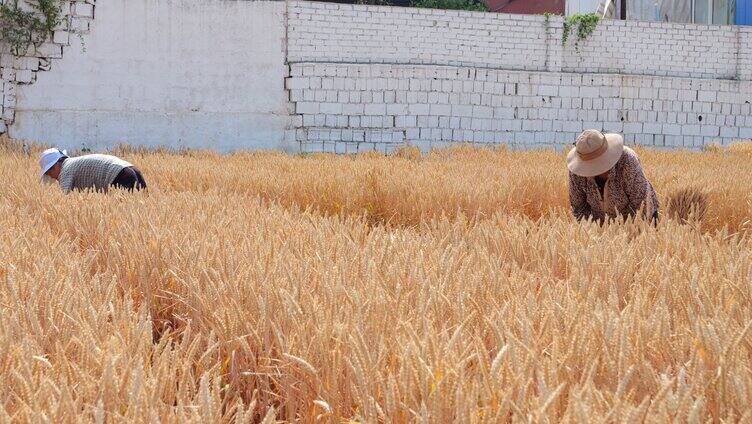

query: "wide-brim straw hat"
xmin=566 ymin=130 xmax=624 ymax=177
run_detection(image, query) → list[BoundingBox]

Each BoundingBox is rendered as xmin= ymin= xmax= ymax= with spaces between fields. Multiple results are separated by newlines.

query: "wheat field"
xmin=2 ymin=139 xmax=752 ymax=423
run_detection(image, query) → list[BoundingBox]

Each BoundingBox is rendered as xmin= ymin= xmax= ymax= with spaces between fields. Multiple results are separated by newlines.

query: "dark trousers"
xmin=111 ymin=166 xmax=147 ymax=191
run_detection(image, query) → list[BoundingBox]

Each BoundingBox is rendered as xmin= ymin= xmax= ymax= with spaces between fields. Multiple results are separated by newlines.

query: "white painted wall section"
xmin=10 ymin=0 xmax=290 ymax=152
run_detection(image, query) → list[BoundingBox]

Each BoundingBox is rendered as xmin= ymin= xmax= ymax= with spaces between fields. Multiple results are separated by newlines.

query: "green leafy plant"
xmin=543 ymin=12 xmax=557 ymax=35
xmin=36 ymin=0 xmax=62 ymax=30
xmin=356 ymin=0 xmax=392 ymax=5
xmin=411 ymin=0 xmax=488 ymax=12
xmin=562 ymin=13 xmax=599 ymax=48
xmin=0 ymin=0 xmax=61 ymax=56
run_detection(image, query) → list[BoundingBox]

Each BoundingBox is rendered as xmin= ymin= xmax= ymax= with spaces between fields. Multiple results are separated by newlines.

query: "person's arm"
xmin=569 ymin=172 xmax=592 ymax=221
xmin=621 ymin=152 xmax=649 ymax=217
xmin=58 ymin=169 xmax=74 ymax=194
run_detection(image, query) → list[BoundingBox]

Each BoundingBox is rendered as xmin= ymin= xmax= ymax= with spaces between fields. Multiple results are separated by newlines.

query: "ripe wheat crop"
xmin=1 ymin=139 xmax=752 ymax=422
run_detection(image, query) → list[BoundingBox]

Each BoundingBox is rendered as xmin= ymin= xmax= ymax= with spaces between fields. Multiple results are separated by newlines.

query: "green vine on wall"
xmin=543 ymin=12 xmax=555 ymax=21
xmin=562 ymin=13 xmax=599 ymax=49
xmin=0 ymin=0 xmax=61 ymax=56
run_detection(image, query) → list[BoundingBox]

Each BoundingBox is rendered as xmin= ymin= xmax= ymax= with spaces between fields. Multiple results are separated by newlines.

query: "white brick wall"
xmin=561 ymin=20 xmax=742 ymax=79
xmin=288 ymin=2 xmax=551 ymax=72
xmin=741 ymin=27 xmax=752 ymax=82
xmin=289 ymin=1 xmax=752 ymax=82
xmin=290 ymin=63 xmax=752 ymax=152
xmin=288 ymin=1 xmax=752 ymax=152
xmin=2 ymin=0 xmax=749 ymax=152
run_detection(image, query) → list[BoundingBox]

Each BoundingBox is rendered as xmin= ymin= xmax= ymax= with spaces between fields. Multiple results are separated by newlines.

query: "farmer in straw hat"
xmin=567 ymin=129 xmax=659 ymax=224
xmin=39 ymin=148 xmax=147 ymax=193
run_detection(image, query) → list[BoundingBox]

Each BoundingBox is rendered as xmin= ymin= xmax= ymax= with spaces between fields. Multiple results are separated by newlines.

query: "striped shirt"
xmin=58 ymin=154 xmax=133 ymax=193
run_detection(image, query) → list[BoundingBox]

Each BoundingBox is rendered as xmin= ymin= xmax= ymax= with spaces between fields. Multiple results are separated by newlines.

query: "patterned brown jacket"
xmin=568 ymin=147 xmax=659 ymax=222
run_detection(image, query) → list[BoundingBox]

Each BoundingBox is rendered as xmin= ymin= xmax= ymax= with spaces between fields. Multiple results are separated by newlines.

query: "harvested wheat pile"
xmin=1 ymin=143 xmax=751 ymax=422
xmin=665 ymin=187 xmax=709 ymax=224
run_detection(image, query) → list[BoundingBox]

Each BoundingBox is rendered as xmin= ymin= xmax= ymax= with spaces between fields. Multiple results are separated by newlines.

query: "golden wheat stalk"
xmin=1 ymin=140 xmax=751 ymax=422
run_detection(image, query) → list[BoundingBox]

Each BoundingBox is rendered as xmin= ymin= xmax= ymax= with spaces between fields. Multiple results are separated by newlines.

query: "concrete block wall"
xmin=560 ymin=20 xmax=743 ymax=80
xmin=288 ymin=1 xmax=752 ymax=152
xmin=288 ymin=2 xmax=552 ymax=72
xmin=741 ymin=26 xmax=752 ymax=82
xmin=289 ymin=1 xmax=752 ymax=81
xmin=0 ymin=0 xmax=96 ymax=132
xmin=290 ymin=63 xmax=752 ymax=153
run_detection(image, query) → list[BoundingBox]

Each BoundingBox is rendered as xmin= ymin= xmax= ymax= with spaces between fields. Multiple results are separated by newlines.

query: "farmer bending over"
xmin=567 ymin=130 xmax=659 ymax=224
xmin=40 ymin=148 xmax=147 ymax=193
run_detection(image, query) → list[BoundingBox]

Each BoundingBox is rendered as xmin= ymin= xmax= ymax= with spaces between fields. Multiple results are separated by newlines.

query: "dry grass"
xmin=2 ymin=140 xmax=752 ymax=422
